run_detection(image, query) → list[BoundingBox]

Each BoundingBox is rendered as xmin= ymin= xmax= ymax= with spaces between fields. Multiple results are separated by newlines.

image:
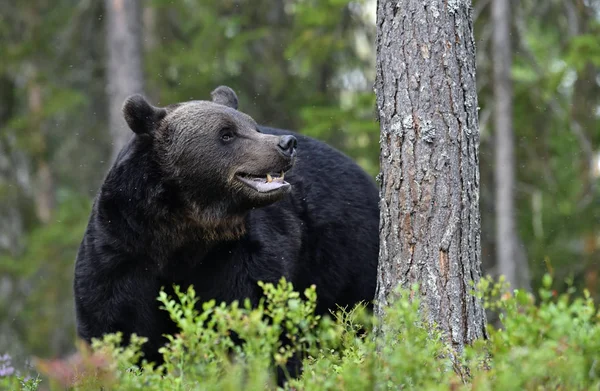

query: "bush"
xmin=2 ymin=275 xmax=599 ymax=390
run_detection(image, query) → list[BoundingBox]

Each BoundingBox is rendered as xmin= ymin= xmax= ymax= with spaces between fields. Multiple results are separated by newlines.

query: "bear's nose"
xmin=278 ymin=135 xmax=297 ymax=157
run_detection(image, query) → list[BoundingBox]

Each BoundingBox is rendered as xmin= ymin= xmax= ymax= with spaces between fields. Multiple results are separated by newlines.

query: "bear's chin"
xmin=233 ymin=177 xmax=292 ymax=209
xmin=236 ymin=174 xmax=291 ymax=194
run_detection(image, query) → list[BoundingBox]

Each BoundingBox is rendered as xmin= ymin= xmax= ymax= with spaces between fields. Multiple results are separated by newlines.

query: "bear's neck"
xmin=138 ymin=186 xmax=246 ymax=252
xmin=98 ymin=146 xmax=248 ymax=270
xmin=151 ymin=209 xmax=247 ymax=271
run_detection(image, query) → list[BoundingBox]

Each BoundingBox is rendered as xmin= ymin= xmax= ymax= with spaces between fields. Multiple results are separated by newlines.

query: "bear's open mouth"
xmin=236 ymin=171 xmax=290 ymax=193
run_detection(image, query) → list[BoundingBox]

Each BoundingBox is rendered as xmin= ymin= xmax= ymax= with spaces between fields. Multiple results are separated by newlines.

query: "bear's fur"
xmin=73 ymin=86 xmax=379 ymax=371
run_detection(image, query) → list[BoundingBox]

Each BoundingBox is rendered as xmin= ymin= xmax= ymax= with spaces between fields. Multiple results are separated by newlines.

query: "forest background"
xmin=0 ymin=0 xmax=599 ymax=366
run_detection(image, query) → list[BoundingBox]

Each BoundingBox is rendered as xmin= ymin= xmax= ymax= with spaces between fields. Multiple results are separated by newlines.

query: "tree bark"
xmin=374 ymin=0 xmax=487 ymax=351
xmin=105 ymin=0 xmax=144 ymax=161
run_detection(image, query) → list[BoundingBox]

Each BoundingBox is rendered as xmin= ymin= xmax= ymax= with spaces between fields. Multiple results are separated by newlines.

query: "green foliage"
xmin=0 ymin=193 xmax=91 ymax=357
xmin=0 ymin=375 xmax=42 ymax=391
xmin=473 ymin=275 xmax=600 ymax=390
xmin=12 ymin=276 xmax=598 ymax=391
xmin=146 ymin=0 xmax=378 ymax=175
xmin=471 ymin=0 xmax=600 ymax=296
xmin=566 ymin=22 xmax=600 ymax=70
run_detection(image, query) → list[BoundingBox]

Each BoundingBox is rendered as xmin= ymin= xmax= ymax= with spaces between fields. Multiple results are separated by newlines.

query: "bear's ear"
xmin=122 ymin=94 xmax=168 ymax=135
xmin=210 ymin=86 xmax=238 ymax=110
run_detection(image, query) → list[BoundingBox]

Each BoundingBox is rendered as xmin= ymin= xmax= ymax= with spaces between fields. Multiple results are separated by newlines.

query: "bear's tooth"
xmin=267 ymin=173 xmax=273 ymax=183
xmin=281 ymin=171 xmax=285 ymax=180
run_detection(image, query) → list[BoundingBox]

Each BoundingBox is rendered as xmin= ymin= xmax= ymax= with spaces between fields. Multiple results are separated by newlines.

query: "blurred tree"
xmin=0 ymin=0 xmax=106 ymax=361
xmin=566 ymin=0 xmax=600 ymax=299
xmin=105 ymin=0 xmax=144 ymax=160
xmin=492 ymin=0 xmax=531 ymax=291
xmin=374 ymin=0 xmax=487 ymax=351
xmin=509 ymin=0 xmax=600 ymax=297
xmin=472 ymin=0 xmax=600 ymax=300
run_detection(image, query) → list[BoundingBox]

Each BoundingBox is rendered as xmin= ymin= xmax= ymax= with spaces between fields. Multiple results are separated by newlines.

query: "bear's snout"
xmin=277 ymin=135 xmax=297 ymax=158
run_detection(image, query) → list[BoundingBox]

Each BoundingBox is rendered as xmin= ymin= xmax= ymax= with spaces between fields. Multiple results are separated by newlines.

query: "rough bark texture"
xmin=374 ymin=0 xmax=487 ymax=351
xmin=492 ymin=0 xmax=529 ymax=290
xmin=105 ymin=0 xmax=144 ymax=161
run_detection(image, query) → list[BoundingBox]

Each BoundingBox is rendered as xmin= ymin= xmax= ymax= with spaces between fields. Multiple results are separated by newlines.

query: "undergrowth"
xmin=1 ymin=275 xmax=599 ymax=390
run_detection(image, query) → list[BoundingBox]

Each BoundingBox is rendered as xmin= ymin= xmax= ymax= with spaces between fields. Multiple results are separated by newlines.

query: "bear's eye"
xmin=221 ymin=131 xmax=234 ymax=142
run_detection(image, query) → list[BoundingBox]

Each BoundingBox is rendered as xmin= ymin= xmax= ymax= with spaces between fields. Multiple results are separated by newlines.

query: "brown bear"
xmin=73 ymin=86 xmax=379 ymax=381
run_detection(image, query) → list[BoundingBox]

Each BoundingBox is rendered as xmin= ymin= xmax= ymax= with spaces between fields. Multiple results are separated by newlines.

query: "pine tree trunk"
xmin=374 ymin=0 xmax=487 ymax=351
xmin=105 ymin=0 xmax=144 ymax=161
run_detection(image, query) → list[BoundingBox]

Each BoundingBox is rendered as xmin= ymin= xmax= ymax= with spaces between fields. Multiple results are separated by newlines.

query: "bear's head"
xmin=121 ymin=86 xmax=297 ymax=233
